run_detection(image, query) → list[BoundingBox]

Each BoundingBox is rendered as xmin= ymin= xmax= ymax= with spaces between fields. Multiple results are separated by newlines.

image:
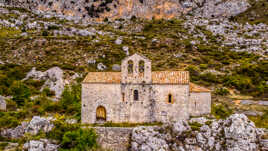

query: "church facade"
xmin=81 ymin=54 xmax=211 ymax=124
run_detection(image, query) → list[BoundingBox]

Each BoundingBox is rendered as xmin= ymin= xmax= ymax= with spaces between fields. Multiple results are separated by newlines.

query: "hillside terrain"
xmin=0 ymin=0 xmax=267 ymax=150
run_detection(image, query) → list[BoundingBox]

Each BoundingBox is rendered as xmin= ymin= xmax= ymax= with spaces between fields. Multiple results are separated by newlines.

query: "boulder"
xmin=172 ymin=120 xmax=191 ymax=135
xmin=24 ymin=67 xmax=64 ymax=98
xmin=131 ymin=126 xmax=169 ymax=151
xmin=4 ymin=142 xmax=19 ymax=151
xmin=223 ymin=114 xmax=258 ymax=151
xmin=0 ymin=95 xmax=6 ymax=111
xmin=23 ymin=139 xmax=58 ymax=151
xmin=130 ymin=114 xmax=265 ymax=151
xmin=24 ymin=140 xmax=44 ymax=151
xmin=112 ymin=64 xmax=121 ymax=71
xmin=1 ymin=122 xmax=28 ymax=139
xmin=122 ymin=46 xmax=129 ymax=56
xmin=97 ymin=63 xmax=107 ymax=71
xmin=115 ymin=37 xmax=123 ymax=45
xmin=25 ymin=116 xmax=54 ymax=135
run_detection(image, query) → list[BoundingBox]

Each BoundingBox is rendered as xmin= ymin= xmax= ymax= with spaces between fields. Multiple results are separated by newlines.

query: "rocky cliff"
xmin=3 ymin=0 xmax=250 ymax=20
xmin=131 ymin=114 xmax=267 ymax=151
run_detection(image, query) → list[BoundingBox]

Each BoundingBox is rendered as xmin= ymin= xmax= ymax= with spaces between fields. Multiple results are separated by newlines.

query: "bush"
xmin=212 ymin=104 xmax=233 ymax=119
xmin=189 ymin=122 xmax=203 ymax=131
xmin=0 ymin=112 xmax=20 ymax=128
xmin=47 ymin=119 xmax=80 ymax=141
xmin=186 ymin=65 xmax=200 ymax=81
xmin=59 ymin=85 xmax=81 ymax=119
xmin=61 ymin=128 xmax=98 ymax=151
xmin=42 ymin=31 xmax=49 ymax=36
xmin=10 ymin=81 xmax=31 ymax=106
xmin=224 ymin=75 xmax=252 ymax=92
xmin=215 ymin=87 xmax=229 ymax=96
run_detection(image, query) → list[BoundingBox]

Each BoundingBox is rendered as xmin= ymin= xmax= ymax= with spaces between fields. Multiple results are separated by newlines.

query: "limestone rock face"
xmin=194 ymin=0 xmax=250 ymax=18
xmin=1 ymin=116 xmax=54 ymax=139
xmin=130 ymin=114 xmax=266 ymax=151
xmin=4 ymin=0 xmax=250 ymax=20
xmin=23 ymin=139 xmax=58 ymax=151
xmin=1 ymin=124 xmax=27 ymax=139
xmin=25 ymin=116 xmax=54 ymax=135
xmin=131 ymin=126 xmax=169 ymax=151
xmin=24 ymin=67 xmax=64 ymax=98
xmin=0 ymin=95 xmax=6 ymax=111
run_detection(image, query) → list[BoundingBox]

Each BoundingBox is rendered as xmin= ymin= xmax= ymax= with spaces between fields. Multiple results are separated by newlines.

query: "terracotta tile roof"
xmin=190 ymin=83 xmax=211 ymax=92
xmin=152 ymin=71 xmax=189 ymax=84
xmin=83 ymin=71 xmax=189 ymax=84
xmin=83 ymin=72 xmax=121 ymax=83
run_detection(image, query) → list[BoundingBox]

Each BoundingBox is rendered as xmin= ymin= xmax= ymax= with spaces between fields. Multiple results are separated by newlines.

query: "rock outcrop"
xmin=0 ymin=95 xmax=6 ymax=111
xmin=23 ymin=139 xmax=58 ymax=151
xmin=25 ymin=116 xmax=54 ymax=135
xmin=3 ymin=0 xmax=250 ymax=20
xmin=131 ymin=114 xmax=265 ymax=151
xmin=24 ymin=67 xmax=64 ymax=98
xmin=1 ymin=116 xmax=54 ymax=139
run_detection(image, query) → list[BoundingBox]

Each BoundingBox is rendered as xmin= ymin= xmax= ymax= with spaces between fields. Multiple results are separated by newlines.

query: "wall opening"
xmin=139 ymin=60 xmax=145 ymax=74
xmin=127 ymin=60 xmax=133 ymax=74
xmin=122 ymin=93 xmax=125 ymax=102
xmin=168 ymin=94 xmax=173 ymax=103
xmin=134 ymin=90 xmax=139 ymax=101
xmin=96 ymin=106 xmax=106 ymax=122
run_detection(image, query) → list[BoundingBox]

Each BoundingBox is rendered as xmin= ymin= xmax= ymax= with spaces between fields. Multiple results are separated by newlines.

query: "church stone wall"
xmin=152 ymin=84 xmax=190 ymax=122
xmin=82 ymin=83 xmax=122 ymax=124
xmin=189 ymin=92 xmax=211 ymax=116
xmin=94 ymin=127 xmax=132 ymax=151
xmin=82 ymin=83 xmax=191 ymax=124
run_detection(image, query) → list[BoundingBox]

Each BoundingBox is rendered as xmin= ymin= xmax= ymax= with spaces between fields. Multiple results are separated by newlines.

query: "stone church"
xmin=82 ymin=54 xmax=211 ymax=124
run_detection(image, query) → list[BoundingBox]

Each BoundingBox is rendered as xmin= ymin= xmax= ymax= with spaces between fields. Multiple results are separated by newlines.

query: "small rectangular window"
xmin=168 ymin=94 xmax=173 ymax=103
xmin=122 ymin=93 xmax=125 ymax=102
xmin=134 ymin=90 xmax=139 ymax=101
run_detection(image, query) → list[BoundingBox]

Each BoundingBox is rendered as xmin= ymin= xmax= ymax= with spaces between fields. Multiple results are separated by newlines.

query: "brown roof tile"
xmin=83 ymin=72 xmax=121 ymax=83
xmin=83 ymin=71 xmax=189 ymax=84
xmin=190 ymin=83 xmax=211 ymax=92
xmin=152 ymin=71 xmax=189 ymax=84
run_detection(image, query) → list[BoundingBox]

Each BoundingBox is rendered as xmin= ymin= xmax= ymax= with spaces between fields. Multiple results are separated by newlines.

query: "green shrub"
xmin=59 ymin=84 xmax=81 ymax=120
xmin=215 ymin=87 xmax=229 ymax=96
xmin=199 ymin=64 xmax=208 ymax=70
xmin=42 ymin=31 xmax=49 ymax=36
xmin=47 ymin=119 xmax=80 ymax=141
xmin=61 ymin=128 xmax=98 ymax=151
xmin=248 ymin=110 xmax=268 ymax=129
xmin=186 ymin=65 xmax=200 ymax=81
xmin=224 ymin=75 xmax=252 ymax=92
xmin=212 ymin=104 xmax=233 ymax=119
xmin=10 ymin=81 xmax=31 ymax=106
xmin=189 ymin=122 xmax=203 ymax=131
xmin=205 ymin=121 xmax=212 ymax=126
xmin=42 ymin=87 xmax=56 ymax=97
xmin=0 ymin=112 xmax=20 ymax=128
xmin=0 ymin=142 xmax=8 ymax=150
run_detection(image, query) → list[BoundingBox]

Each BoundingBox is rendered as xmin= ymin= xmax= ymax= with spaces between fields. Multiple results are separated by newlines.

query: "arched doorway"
xmin=96 ymin=106 xmax=106 ymax=122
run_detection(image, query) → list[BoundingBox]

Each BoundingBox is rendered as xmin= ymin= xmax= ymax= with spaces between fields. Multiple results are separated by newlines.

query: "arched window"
xmin=128 ymin=60 xmax=133 ymax=74
xmin=168 ymin=94 xmax=173 ymax=103
xmin=134 ymin=90 xmax=139 ymax=101
xmin=139 ymin=60 xmax=145 ymax=73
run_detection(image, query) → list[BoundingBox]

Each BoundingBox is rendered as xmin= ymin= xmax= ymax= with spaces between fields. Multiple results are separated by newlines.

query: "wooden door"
xmin=96 ymin=106 xmax=106 ymax=121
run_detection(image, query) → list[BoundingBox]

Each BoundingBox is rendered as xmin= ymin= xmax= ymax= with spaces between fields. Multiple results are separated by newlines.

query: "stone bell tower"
xmin=121 ymin=53 xmax=152 ymax=84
